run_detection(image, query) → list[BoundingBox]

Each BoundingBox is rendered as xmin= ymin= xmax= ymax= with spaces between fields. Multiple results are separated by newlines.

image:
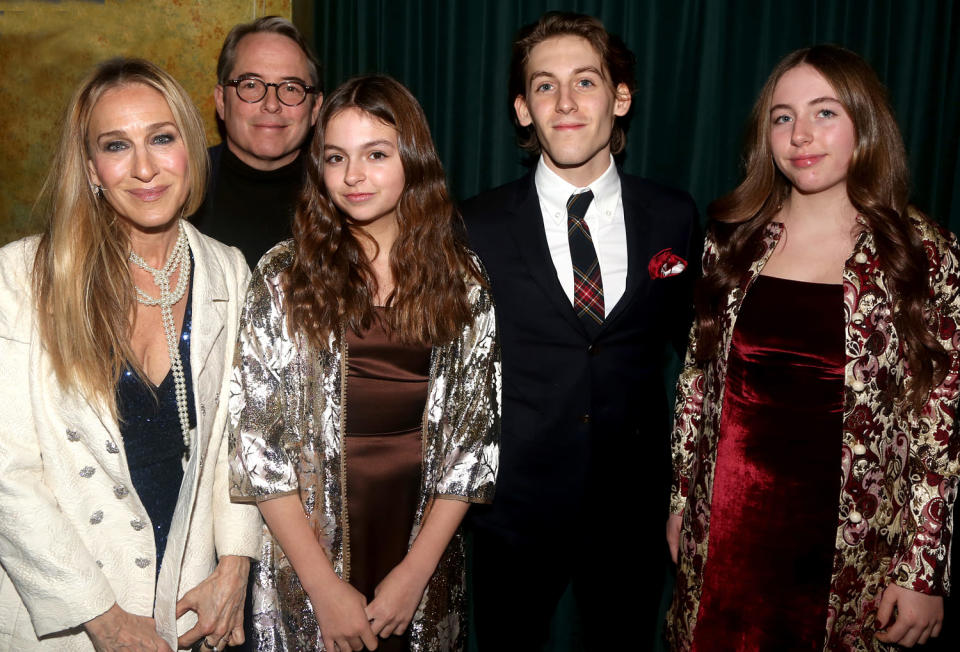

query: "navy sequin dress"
xmin=116 ymin=268 xmax=197 ymax=578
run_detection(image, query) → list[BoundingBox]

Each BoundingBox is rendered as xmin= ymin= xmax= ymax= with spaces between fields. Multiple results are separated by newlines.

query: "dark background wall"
xmin=305 ymin=0 xmax=959 ymax=230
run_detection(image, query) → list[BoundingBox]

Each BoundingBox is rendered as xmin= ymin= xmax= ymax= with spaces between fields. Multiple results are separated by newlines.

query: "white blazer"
xmin=0 ymin=222 xmax=263 ymax=650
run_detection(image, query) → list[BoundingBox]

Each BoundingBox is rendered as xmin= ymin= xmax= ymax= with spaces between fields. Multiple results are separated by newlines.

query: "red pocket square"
xmin=648 ymin=248 xmax=687 ymax=279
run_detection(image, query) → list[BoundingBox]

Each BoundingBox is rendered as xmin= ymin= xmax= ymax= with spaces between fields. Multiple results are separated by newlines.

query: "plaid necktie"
xmin=567 ymin=190 xmax=604 ymax=334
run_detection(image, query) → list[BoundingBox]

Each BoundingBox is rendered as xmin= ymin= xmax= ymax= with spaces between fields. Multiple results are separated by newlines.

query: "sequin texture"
xmin=115 ymin=268 xmax=195 ymax=579
xmin=229 ymin=243 xmax=500 ymax=651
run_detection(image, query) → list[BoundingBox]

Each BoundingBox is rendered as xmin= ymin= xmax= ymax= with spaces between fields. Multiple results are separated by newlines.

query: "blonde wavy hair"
xmin=32 ymin=58 xmax=209 ymax=413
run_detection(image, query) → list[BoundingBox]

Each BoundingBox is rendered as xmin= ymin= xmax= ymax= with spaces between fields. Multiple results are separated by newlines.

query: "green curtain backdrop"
xmin=311 ymin=0 xmax=958 ymax=230
xmin=307 ymin=1 xmax=959 ymax=650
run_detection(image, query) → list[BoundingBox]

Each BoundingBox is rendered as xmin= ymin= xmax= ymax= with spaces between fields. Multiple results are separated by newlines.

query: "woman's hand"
xmin=84 ymin=603 xmax=172 ymax=652
xmin=175 ymin=555 xmax=250 ymax=650
xmin=874 ymin=583 xmax=943 ymax=647
xmin=365 ymin=559 xmax=430 ymax=638
xmin=666 ymin=512 xmax=683 ymax=564
xmin=308 ymin=577 xmax=378 ymax=651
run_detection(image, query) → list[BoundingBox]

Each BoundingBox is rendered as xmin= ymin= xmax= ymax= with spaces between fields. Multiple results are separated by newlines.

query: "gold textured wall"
xmin=0 ymin=0 xmax=292 ymax=245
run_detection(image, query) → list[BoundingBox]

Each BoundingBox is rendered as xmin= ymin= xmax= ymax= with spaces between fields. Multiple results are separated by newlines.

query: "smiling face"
xmin=769 ymin=64 xmax=857 ymax=198
xmin=322 ymin=108 xmax=405 ymax=233
xmin=86 ymin=83 xmax=189 ymax=235
xmin=215 ymin=32 xmax=322 ymax=171
xmin=514 ymin=34 xmax=631 ymax=187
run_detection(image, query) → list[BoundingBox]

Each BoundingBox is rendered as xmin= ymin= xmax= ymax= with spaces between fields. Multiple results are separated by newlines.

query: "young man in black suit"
xmin=462 ymin=12 xmax=701 ymax=650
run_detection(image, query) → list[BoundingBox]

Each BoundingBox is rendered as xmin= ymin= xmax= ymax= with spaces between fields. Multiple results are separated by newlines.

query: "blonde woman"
xmin=0 ymin=59 xmax=260 ymax=651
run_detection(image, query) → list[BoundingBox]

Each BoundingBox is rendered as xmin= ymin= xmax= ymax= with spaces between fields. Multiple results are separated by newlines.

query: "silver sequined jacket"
xmin=228 ymin=242 xmax=500 ymax=651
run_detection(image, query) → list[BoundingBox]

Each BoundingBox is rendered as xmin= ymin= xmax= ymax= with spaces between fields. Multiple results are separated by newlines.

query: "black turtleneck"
xmin=192 ymin=144 xmax=305 ymax=270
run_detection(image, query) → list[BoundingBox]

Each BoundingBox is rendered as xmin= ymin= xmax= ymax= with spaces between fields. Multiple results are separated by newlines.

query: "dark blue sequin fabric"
xmin=116 ymin=267 xmax=196 ymax=578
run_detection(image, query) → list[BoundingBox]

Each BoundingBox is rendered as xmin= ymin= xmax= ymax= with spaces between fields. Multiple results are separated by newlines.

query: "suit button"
xmin=848 ymin=510 xmax=863 ymax=524
xmin=854 ymin=252 xmax=868 ymax=264
xmin=853 ymin=443 xmax=867 ymax=455
xmin=580 ymin=414 xmax=591 ymax=424
xmin=851 ymin=380 xmax=865 ymax=392
xmin=588 ymin=343 xmax=601 ymax=356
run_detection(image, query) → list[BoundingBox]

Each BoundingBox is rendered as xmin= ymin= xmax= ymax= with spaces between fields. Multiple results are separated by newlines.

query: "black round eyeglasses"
xmin=223 ymin=77 xmax=318 ymax=107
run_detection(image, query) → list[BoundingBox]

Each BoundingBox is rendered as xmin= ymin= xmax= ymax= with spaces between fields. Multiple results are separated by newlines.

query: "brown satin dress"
xmin=345 ymin=309 xmax=431 ymax=651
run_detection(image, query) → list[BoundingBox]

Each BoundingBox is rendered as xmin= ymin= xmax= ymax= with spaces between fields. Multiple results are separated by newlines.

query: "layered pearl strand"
xmin=129 ymin=220 xmax=192 ymax=458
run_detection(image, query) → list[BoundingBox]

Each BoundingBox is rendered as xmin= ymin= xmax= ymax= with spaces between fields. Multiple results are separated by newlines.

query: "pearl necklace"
xmin=128 ymin=220 xmax=192 ymax=458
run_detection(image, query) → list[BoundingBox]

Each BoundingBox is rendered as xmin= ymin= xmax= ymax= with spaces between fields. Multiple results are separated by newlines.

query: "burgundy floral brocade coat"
xmin=667 ymin=214 xmax=960 ymax=651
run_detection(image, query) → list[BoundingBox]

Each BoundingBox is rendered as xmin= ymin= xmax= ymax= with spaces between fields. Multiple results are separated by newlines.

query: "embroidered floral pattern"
xmin=668 ymin=215 xmax=960 ymax=651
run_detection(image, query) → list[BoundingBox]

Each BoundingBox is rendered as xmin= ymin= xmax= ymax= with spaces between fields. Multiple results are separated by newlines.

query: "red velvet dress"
xmin=345 ymin=310 xmax=431 ymax=652
xmin=691 ymin=275 xmax=844 ymax=651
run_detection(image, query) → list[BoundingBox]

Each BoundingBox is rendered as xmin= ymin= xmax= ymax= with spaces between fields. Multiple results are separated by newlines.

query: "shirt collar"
xmin=534 ymin=155 xmax=620 ymax=225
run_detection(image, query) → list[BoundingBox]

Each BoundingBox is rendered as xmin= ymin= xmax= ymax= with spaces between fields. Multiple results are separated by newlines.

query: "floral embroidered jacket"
xmin=668 ymin=215 xmax=960 ymax=651
xmin=228 ymin=242 xmax=500 ymax=652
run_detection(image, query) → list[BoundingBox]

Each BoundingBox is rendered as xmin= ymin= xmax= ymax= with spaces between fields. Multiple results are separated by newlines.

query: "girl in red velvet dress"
xmin=666 ymin=45 xmax=960 ymax=651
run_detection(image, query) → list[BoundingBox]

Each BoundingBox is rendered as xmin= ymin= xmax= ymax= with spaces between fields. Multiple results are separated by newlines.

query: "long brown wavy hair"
xmin=33 ymin=58 xmax=209 ymax=415
xmin=696 ymin=44 xmax=946 ymax=411
xmin=284 ymin=75 xmax=482 ymax=348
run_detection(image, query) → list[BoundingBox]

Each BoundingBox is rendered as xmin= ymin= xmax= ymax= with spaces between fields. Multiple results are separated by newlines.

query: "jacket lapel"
xmin=599 ymin=173 xmax=650 ymax=331
xmin=183 ymin=222 xmax=228 ymax=458
xmin=506 ymin=173 xmax=590 ymax=338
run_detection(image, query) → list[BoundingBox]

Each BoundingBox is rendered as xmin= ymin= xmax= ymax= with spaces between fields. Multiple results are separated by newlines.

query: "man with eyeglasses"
xmin=195 ymin=16 xmax=323 ymax=269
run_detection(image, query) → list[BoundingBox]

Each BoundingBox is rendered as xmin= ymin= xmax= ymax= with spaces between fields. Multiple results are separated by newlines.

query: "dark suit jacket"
xmin=462 ymin=170 xmax=701 ymax=543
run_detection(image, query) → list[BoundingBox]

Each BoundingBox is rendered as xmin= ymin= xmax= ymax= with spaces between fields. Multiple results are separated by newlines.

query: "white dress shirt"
xmin=534 ymin=155 xmax=628 ymax=316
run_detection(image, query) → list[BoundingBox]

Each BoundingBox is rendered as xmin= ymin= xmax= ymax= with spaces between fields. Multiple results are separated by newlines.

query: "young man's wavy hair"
xmin=696 ymin=44 xmax=946 ymax=411
xmin=284 ymin=74 xmax=482 ymax=348
xmin=33 ymin=57 xmax=209 ymax=414
xmin=508 ymin=11 xmax=636 ymax=155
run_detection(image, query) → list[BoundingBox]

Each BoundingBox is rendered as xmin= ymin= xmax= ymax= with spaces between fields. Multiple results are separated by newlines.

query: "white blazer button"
xmin=854 ymin=252 xmax=868 ymax=264
xmin=849 ymin=511 xmax=863 ymax=524
xmin=853 ymin=443 xmax=867 ymax=455
xmin=851 ymin=380 xmax=866 ymax=392
xmin=851 ymin=312 xmax=864 ymax=322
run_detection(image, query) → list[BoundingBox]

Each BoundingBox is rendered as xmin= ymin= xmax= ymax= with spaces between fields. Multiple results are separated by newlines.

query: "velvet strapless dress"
xmin=691 ymin=275 xmax=844 ymax=651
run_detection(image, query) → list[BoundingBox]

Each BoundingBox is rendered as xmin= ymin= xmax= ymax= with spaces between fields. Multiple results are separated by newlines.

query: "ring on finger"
xmin=202 ymin=639 xmax=219 ymax=652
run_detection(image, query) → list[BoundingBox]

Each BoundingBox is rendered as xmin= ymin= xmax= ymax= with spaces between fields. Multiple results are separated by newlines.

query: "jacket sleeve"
xmin=890 ymin=229 xmax=960 ymax=596
xmin=669 ymin=231 xmax=715 ymax=516
xmin=228 ymin=256 xmax=300 ymax=502
xmin=0 ymin=242 xmax=116 ymax=636
xmin=212 ymin=250 xmax=262 ymax=558
xmin=433 ymin=278 xmax=501 ymax=504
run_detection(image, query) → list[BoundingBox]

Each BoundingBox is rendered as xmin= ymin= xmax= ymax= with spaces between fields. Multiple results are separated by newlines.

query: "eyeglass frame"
xmin=222 ymin=76 xmax=319 ymax=107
